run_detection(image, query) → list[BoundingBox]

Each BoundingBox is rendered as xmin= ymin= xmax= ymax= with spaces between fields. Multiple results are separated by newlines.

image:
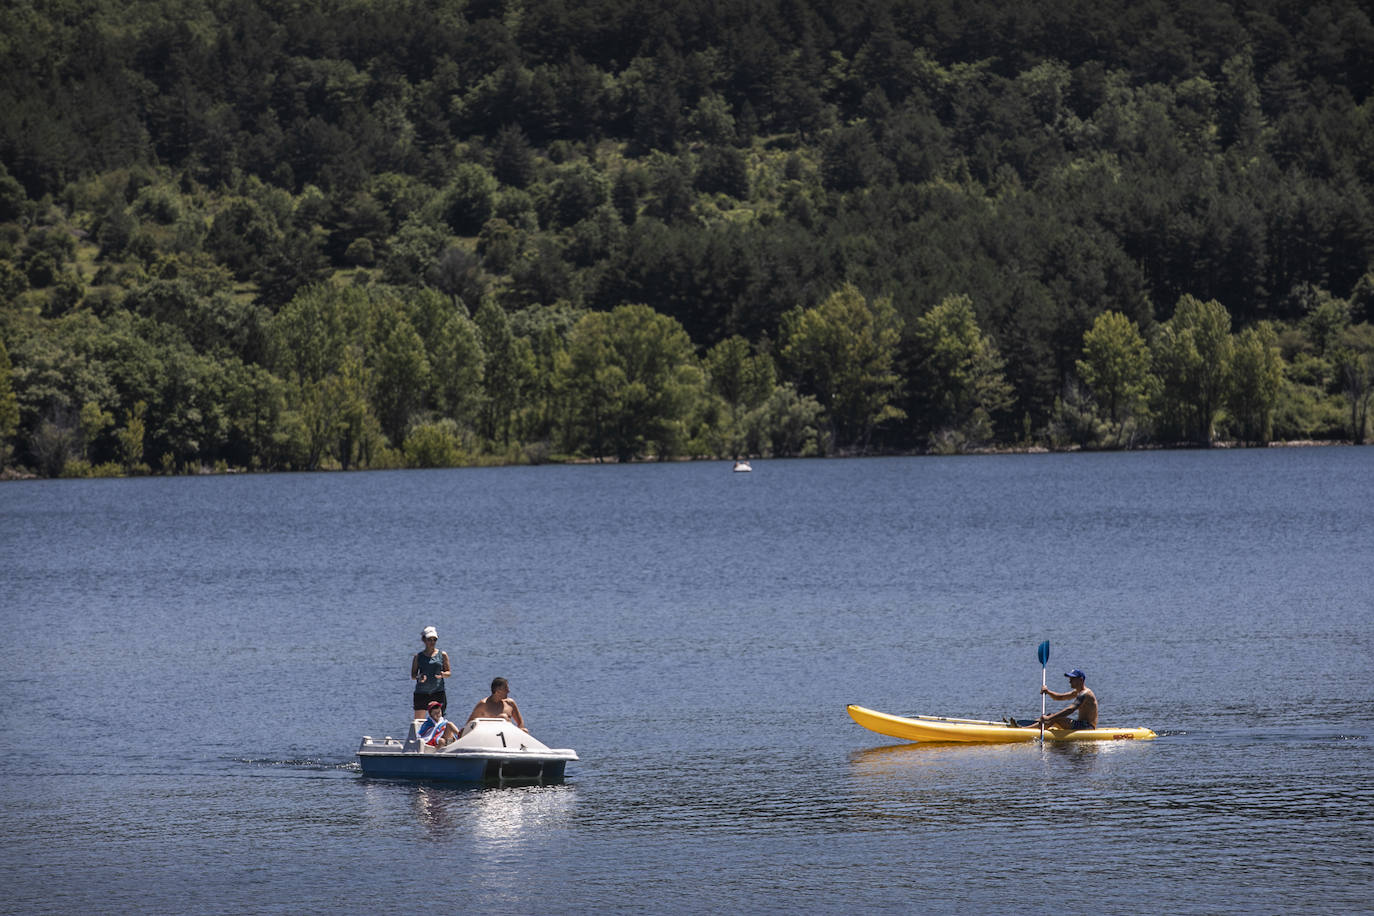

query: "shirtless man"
xmin=466 ymin=677 xmax=525 ymax=730
xmin=1021 ymin=668 xmax=1098 ymax=730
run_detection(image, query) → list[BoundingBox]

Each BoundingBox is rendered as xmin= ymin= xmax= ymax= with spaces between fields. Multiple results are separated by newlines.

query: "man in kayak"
xmin=1018 ymin=668 xmax=1098 ymax=730
xmin=466 ymin=677 xmax=526 ymax=730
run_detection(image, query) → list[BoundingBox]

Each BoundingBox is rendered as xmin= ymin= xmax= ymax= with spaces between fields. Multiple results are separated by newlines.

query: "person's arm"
xmin=1042 ymin=686 xmax=1073 ymax=701
xmin=465 ymin=702 xmax=484 ymax=723
xmin=410 ymin=653 xmax=420 ymax=681
xmin=1047 ymin=692 xmax=1085 ymax=720
xmin=439 ymin=651 xmax=450 ymax=679
xmin=508 ymin=700 xmax=525 ymax=730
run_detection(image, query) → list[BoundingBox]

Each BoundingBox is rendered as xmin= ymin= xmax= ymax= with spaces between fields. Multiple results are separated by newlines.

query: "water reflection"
xmin=468 ymin=784 xmax=577 ymax=844
xmin=1043 ymin=740 xmax=1113 ymax=770
xmin=387 ymin=781 xmax=578 ymax=844
xmin=840 ymin=737 xmax=1174 ymax=840
xmin=409 ymin=783 xmax=480 ymax=834
xmin=848 ymin=738 xmax=1137 ymax=775
xmin=847 ymin=740 xmax=1028 ymax=776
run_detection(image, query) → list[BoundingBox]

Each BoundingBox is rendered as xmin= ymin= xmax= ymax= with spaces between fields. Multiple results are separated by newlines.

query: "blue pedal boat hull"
xmin=356 ymin=718 xmax=577 ymax=783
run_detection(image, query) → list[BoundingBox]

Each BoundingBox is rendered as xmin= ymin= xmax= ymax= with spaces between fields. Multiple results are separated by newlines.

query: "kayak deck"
xmin=847 ymin=704 xmax=1157 ymax=744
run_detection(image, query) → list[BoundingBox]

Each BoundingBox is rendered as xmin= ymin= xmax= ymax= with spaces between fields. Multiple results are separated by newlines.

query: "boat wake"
xmin=235 ymin=756 xmax=360 ymax=774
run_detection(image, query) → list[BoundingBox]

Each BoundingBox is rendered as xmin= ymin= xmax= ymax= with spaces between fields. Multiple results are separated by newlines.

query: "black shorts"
xmin=413 ymin=691 xmax=447 ymax=713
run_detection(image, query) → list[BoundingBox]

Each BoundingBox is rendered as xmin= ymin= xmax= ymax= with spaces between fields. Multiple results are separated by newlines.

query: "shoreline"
xmin=0 ymin=439 xmax=1362 ymax=481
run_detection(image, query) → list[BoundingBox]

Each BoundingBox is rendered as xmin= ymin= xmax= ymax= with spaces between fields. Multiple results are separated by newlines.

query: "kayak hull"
xmin=847 ymin=704 xmax=1156 ymax=744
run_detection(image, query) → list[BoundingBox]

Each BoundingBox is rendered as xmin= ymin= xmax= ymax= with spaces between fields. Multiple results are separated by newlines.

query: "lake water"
xmin=1 ymin=448 xmax=1371 ymax=914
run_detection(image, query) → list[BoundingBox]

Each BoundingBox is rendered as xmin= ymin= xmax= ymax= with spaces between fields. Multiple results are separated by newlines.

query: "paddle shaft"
xmin=1040 ymin=666 xmax=1047 ymax=740
xmin=1037 ymin=640 xmax=1050 ymax=742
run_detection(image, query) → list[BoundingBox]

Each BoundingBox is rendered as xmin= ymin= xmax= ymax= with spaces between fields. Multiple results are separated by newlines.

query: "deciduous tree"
xmin=1333 ymin=323 xmax=1374 ymax=443
xmin=116 ymin=400 xmax=146 ymax=472
xmin=704 ymin=335 xmax=775 ymax=457
xmin=743 ymin=382 xmax=824 ymax=458
xmin=1153 ymin=295 xmax=1233 ymax=444
xmin=1227 ymin=322 xmax=1284 ymax=444
xmin=560 ymin=304 xmax=703 ymax=461
xmin=910 ymin=294 xmax=1013 ymax=450
xmin=371 ymin=308 xmax=430 ymax=447
xmin=1077 ymin=311 xmax=1155 ymax=446
xmin=780 ymin=284 xmax=904 ymax=452
xmin=430 ymin=307 xmax=485 ymax=429
xmin=267 ymin=285 xmax=367 ymax=384
xmin=475 ymin=299 xmax=536 ymax=446
xmin=0 ymin=338 xmax=18 ymax=465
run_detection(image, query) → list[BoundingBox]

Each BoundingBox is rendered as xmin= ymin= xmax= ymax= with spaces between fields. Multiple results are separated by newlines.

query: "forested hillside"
xmin=2 ymin=0 xmax=1372 ymax=475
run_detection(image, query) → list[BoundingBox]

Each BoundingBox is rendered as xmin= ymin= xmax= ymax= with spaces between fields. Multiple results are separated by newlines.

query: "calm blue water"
xmin=2 ymin=449 xmax=1371 ymax=913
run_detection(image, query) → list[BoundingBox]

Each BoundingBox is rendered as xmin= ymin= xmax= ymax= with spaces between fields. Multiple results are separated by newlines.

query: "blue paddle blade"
xmin=1037 ymin=640 xmax=1050 ymax=667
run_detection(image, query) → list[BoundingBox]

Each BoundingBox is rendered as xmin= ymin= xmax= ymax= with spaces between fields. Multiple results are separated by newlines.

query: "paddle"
xmin=1037 ymin=640 xmax=1050 ymax=741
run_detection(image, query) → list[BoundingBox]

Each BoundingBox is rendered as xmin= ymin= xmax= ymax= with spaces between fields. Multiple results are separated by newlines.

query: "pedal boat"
xmin=357 ymin=717 xmax=578 ymax=781
xmin=847 ymin=704 xmax=1157 ymax=744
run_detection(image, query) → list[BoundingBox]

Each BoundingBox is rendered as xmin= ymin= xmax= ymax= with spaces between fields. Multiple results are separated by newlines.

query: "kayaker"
xmin=410 ymin=625 xmax=451 ymax=719
xmin=1019 ymin=668 xmax=1098 ymax=730
xmin=417 ymin=700 xmax=461 ymax=748
xmin=466 ymin=677 xmax=526 ymax=730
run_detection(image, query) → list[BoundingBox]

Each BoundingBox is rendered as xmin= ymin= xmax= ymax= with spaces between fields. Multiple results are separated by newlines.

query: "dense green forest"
xmin=2 ymin=0 xmax=1372 ymax=476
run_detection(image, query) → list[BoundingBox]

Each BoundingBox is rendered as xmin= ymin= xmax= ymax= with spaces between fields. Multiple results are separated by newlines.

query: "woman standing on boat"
xmin=410 ymin=625 xmax=450 ymax=718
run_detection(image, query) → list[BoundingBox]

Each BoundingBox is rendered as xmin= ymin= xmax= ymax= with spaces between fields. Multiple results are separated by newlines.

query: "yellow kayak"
xmin=847 ymin=704 xmax=1157 ymax=744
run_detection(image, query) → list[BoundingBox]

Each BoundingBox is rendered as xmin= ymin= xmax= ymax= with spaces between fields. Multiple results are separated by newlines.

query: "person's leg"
xmin=1022 ymin=711 xmax=1071 ymax=729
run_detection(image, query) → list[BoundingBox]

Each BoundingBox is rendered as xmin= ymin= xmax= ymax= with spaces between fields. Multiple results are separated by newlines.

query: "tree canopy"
xmin=2 ymin=0 xmax=1373 ymax=475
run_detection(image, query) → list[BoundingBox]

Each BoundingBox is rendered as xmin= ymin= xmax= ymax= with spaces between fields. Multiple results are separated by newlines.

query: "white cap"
xmin=421 ymin=626 xmax=438 ymax=639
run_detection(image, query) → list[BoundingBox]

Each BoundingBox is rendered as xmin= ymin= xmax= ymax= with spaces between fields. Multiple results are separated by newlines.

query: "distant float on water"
xmin=733 ymin=460 xmax=752 ymax=472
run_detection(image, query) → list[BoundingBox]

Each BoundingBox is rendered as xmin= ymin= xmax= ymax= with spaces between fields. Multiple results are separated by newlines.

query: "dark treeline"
xmin=2 ymin=0 xmax=1372 ymax=475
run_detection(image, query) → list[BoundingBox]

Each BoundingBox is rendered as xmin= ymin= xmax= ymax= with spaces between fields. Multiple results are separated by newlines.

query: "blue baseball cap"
xmin=1064 ymin=669 xmax=1086 ymax=680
